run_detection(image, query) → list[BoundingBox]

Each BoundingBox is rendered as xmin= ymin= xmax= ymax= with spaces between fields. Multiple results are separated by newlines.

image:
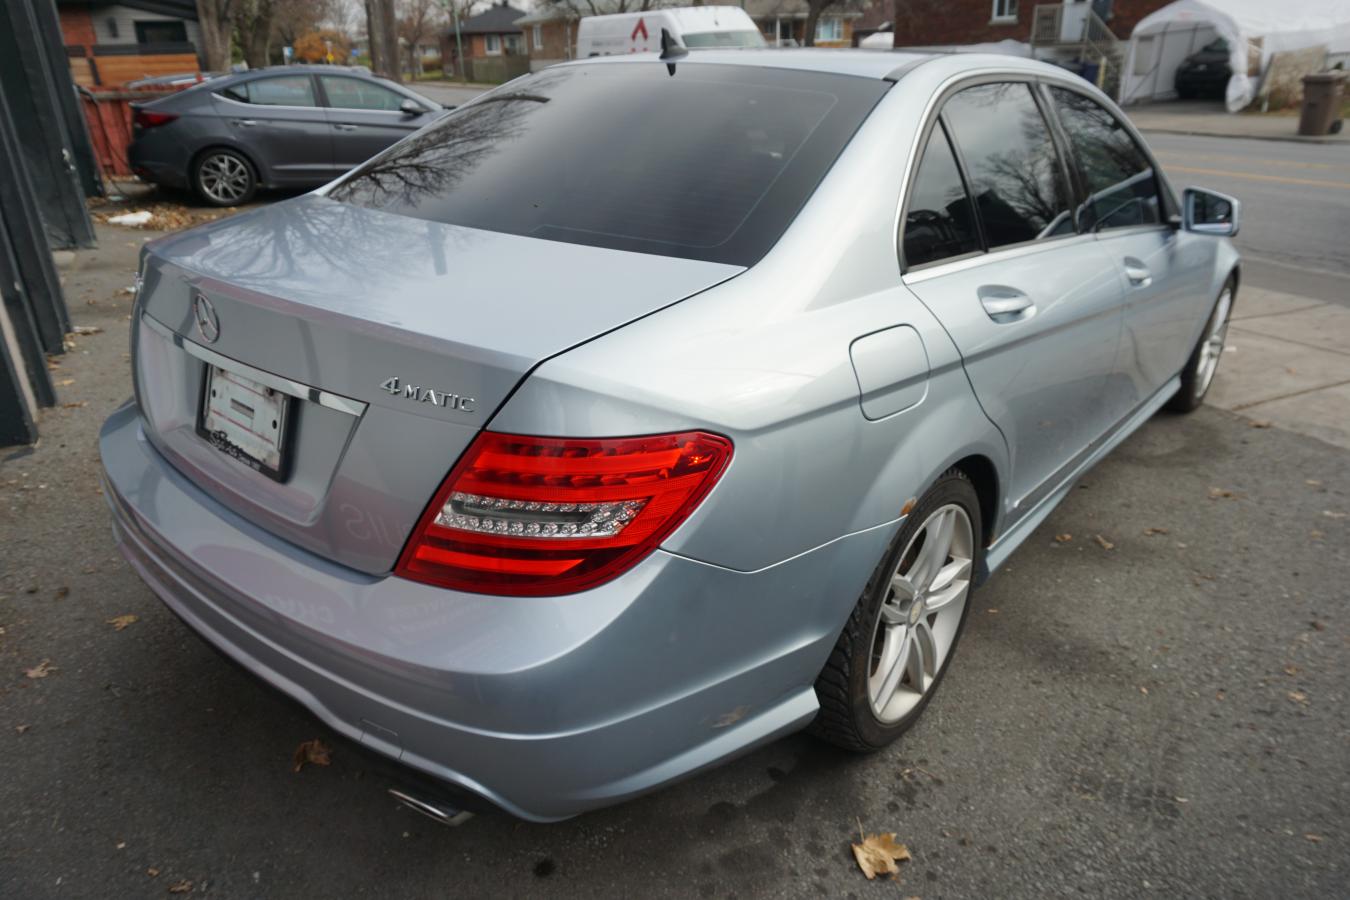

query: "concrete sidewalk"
xmin=1128 ymin=100 xmax=1349 ymax=144
xmin=1209 ymin=286 xmax=1350 ymax=449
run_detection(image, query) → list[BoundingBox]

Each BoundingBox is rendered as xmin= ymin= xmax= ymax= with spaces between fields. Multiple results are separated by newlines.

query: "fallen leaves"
xmin=1305 ymin=833 xmax=1323 ymax=843
xmin=292 ymin=739 xmax=332 ymax=773
xmin=1054 ymin=533 xmax=1073 ymax=543
xmin=107 ymin=614 xmax=139 ymax=632
xmin=15 ymin=724 xmax=30 ymax=735
xmin=1093 ymin=534 xmax=1115 ymax=551
xmin=851 ymin=822 xmax=912 ymax=881
xmin=93 ymin=204 xmax=231 ymax=232
xmin=1284 ymin=664 xmax=1300 ymax=676
xmin=168 ymin=879 xmax=194 ymax=894
xmin=1322 ymin=510 xmax=1347 ymax=520
xmin=1208 ymin=487 xmax=1238 ymax=500
xmin=146 ymin=867 xmax=160 ymax=877
xmin=70 ymin=325 xmax=102 ymax=336
xmin=24 ymin=660 xmax=56 ymax=679
xmin=1248 ymin=419 xmax=1271 ymax=429
xmin=1142 ymin=526 xmax=1170 ymax=536
xmin=1288 ymin=691 xmax=1310 ymax=706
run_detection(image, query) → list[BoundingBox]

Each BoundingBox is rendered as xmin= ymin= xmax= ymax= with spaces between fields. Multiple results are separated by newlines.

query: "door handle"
xmin=1123 ymin=257 xmax=1152 ymax=288
xmin=978 ymin=286 xmax=1036 ymax=322
xmin=333 ymin=123 xmax=358 ymax=131
xmin=233 ymin=118 xmax=258 ymax=127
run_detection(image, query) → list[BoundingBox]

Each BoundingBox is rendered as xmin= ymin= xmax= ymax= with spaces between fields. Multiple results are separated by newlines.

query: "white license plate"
xmin=197 ymin=365 xmax=292 ymax=479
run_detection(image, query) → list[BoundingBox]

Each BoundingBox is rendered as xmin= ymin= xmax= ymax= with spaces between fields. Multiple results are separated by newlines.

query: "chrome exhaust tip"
xmin=388 ymin=788 xmax=475 ymax=827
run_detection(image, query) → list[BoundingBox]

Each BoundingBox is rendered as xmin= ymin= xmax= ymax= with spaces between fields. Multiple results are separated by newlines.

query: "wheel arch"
xmin=950 ymin=453 xmax=999 ymax=550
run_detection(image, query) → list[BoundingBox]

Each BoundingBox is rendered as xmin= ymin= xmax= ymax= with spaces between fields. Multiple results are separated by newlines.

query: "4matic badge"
xmin=380 ymin=377 xmax=475 ymax=413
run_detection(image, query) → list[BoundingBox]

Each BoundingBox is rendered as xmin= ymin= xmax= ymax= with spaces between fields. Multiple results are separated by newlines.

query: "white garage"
xmin=1120 ymin=0 xmax=1350 ymax=112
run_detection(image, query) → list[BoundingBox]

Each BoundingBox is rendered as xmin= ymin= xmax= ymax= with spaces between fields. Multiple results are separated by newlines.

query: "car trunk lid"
xmin=132 ymin=195 xmax=742 ymax=574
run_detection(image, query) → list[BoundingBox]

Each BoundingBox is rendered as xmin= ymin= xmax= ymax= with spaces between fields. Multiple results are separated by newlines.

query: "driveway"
xmin=0 ymin=223 xmax=1346 ymax=898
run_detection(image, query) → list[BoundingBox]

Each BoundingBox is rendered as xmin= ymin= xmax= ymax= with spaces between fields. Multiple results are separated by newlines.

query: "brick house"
xmin=514 ymin=8 xmax=576 ymax=72
xmin=745 ymin=0 xmax=865 ymax=49
xmin=442 ymin=2 xmax=531 ymax=84
xmin=57 ymin=0 xmax=202 ymax=87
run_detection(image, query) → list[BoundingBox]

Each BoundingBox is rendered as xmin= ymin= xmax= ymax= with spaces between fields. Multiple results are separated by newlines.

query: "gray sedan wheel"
xmin=193 ymin=148 xmax=256 ymax=207
xmin=812 ymin=469 xmax=981 ymax=751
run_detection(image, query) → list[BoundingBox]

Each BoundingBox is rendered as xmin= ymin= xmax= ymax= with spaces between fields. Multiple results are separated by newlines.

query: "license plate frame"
xmin=196 ymin=363 xmax=295 ymax=482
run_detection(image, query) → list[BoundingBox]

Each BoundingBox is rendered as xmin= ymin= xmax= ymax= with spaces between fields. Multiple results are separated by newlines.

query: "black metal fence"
xmin=0 ymin=0 xmax=98 ymax=447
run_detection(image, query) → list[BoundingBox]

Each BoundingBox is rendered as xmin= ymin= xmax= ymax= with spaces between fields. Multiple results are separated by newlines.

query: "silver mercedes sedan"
xmin=100 ymin=49 xmax=1240 ymax=822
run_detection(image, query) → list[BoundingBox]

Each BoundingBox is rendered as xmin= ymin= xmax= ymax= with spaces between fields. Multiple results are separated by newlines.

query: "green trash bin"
xmin=1298 ymin=72 xmax=1345 ymax=136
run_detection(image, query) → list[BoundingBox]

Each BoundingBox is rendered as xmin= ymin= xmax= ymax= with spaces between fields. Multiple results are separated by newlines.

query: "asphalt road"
xmin=1149 ymin=132 xmax=1350 ymax=305
xmin=405 ymin=80 xmax=491 ymax=109
xmin=1 ymin=229 xmax=1347 ymax=897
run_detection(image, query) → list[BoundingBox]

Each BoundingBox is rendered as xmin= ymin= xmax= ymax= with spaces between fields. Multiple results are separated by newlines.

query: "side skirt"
xmin=981 ymin=375 xmax=1180 ymax=578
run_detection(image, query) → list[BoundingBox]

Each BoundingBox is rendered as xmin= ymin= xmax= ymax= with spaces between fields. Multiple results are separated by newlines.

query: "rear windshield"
xmin=327 ymin=63 xmax=888 ymax=265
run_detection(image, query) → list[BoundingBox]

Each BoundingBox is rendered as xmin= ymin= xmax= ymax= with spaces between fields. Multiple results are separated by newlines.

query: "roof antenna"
xmin=660 ymin=27 xmax=687 ymax=75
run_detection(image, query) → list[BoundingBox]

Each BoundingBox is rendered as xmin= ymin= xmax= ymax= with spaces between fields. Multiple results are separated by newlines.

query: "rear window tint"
xmin=327 ymin=64 xmax=888 ymax=265
xmin=903 ymin=122 xmax=980 ymax=268
xmin=942 ymin=82 xmax=1075 ymax=249
xmin=222 ymin=75 xmax=317 ymax=107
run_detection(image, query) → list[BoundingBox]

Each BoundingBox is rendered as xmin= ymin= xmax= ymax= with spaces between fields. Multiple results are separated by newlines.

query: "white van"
xmin=576 ymin=6 xmax=765 ymax=57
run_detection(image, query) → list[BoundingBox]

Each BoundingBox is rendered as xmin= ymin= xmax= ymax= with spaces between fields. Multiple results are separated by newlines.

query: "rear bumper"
xmin=99 ymin=402 xmax=892 ymax=820
xmin=127 ymin=134 xmax=190 ymax=189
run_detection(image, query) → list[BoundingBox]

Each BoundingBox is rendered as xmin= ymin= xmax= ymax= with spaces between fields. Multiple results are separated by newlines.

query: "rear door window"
xmin=320 ymin=76 xmax=407 ymax=111
xmin=326 ymin=64 xmax=889 ymax=265
xmin=1048 ymin=87 xmax=1163 ymax=231
xmin=942 ymin=82 xmax=1076 ymax=249
xmin=222 ymin=75 xmax=318 ymax=107
xmin=902 ymin=122 xmax=980 ymax=268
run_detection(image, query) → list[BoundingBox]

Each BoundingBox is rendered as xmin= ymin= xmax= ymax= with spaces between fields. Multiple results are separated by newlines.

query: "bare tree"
xmin=234 ymin=0 xmax=276 ymax=69
xmin=197 ymin=0 xmax=236 ymax=71
xmin=541 ymin=0 xmax=664 ymax=17
xmin=398 ymin=0 xmax=438 ymax=77
xmin=274 ymin=0 xmax=336 ymax=50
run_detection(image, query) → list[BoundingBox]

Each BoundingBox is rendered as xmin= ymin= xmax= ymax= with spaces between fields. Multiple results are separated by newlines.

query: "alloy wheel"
xmin=867 ymin=504 xmax=974 ymax=724
xmin=1194 ymin=288 xmax=1233 ymax=398
xmin=198 ymin=153 xmax=250 ymax=204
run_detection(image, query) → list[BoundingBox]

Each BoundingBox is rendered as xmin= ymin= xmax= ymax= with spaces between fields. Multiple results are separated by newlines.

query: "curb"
xmin=1135 ymin=125 xmax=1347 ymax=145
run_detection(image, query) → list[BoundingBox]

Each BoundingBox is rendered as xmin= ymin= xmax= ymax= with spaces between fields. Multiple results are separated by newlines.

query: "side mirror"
xmin=1182 ymin=187 xmax=1240 ymax=237
xmin=399 ymin=98 xmax=424 ymax=117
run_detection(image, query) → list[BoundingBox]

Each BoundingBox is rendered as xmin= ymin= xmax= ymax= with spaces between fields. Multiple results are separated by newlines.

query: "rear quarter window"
xmin=327 ymin=64 xmax=888 ymax=265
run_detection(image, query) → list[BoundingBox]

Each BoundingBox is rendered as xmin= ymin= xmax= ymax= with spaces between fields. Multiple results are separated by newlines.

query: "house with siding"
xmin=57 ymin=0 xmax=202 ymax=87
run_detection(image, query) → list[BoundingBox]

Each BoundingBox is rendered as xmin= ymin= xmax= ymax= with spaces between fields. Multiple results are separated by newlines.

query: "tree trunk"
xmin=366 ymin=0 xmax=402 ymax=82
xmin=196 ymin=0 xmax=235 ymax=71
xmin=802 ymin=6 xmax=822 ymax=47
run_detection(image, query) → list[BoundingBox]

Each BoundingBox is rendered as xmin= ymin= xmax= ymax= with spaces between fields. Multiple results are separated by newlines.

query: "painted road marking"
xmin=1162 ymin=165 xmax=1350 ymax=190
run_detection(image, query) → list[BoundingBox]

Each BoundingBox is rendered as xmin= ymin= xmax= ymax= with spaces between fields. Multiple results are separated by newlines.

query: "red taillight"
xmin=396 ymin=430 xmax=733 ymax=596
xmin=133 ymin=109 xmax=178 ymax=129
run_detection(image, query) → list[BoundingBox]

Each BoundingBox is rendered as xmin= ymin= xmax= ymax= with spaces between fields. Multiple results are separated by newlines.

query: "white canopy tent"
xmin=1120 ymin=0 xmax=1350 ymax=112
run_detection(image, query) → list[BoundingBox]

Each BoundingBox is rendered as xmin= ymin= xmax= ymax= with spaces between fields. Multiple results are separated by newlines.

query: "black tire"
xmin=811 ymin=469 xmax=983 ymax=752
xmin=1167 ymin=276 xmax=1236 ymax=414
xmin=192 ymin=147 xmax=257 ymax=207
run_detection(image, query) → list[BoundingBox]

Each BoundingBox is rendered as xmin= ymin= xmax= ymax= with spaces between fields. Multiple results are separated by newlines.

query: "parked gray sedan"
xmin=100 ymin=50 xmax=1240 ymax=822
xmin=128 ymin=66 xmax=446 ymax=206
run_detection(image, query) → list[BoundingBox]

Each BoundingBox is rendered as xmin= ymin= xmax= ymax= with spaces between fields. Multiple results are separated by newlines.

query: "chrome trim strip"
xmin=902 ymin=233 xmax=1099 ymax=284
xmin=140 ymin=312 xmax=367 ymax=417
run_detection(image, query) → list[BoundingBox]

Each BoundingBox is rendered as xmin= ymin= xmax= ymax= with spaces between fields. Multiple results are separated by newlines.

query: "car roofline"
xmin=547 ymin=49 xmax=1072 ymax=84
